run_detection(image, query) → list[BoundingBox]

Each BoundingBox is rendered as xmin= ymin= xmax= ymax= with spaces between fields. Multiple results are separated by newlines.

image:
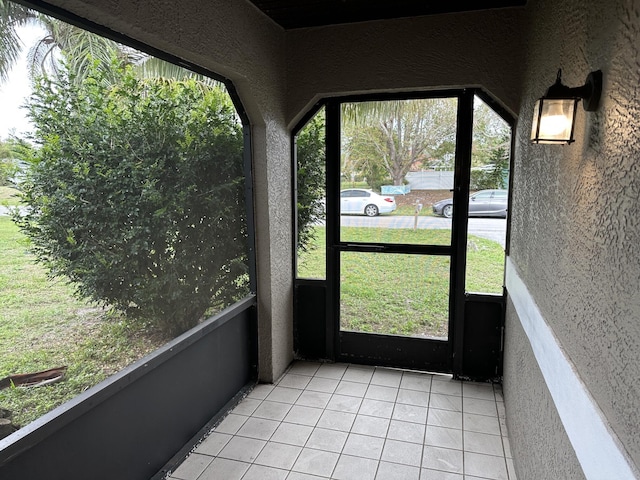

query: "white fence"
xmin=405 ymin=171 xmax=454 ymax=190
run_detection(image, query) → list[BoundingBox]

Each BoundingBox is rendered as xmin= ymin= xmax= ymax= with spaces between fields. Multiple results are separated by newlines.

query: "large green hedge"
xmin=16 ymin=60 xmax=249 ymax=336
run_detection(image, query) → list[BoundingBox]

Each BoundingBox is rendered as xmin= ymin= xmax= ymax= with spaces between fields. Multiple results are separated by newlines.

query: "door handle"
xmin=344 ymin=244 xmax=385 ymax=252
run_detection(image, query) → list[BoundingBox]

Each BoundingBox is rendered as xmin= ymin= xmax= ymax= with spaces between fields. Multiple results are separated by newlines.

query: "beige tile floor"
xmin=166 ymin=361 xmax=517 ymax=480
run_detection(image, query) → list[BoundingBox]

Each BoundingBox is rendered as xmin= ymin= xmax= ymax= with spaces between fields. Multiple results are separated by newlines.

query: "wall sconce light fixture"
xmin=530 ymin=69 xmax=602 ymax=144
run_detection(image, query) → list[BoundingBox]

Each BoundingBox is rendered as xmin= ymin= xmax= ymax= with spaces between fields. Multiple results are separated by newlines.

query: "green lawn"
xmin=0 ymin=186 xmax=20 ymax=207
xmin=340 ymin=181 xmax=369 ymax=190
xmin=1 ymin=214 xmax=503 ymax=426
xmin=391 ymin=204 xmax=435 ymax=216
xmin=0 ymin=217 xmax=165 ymax=427
xmin=298 ymin=226 xmax=504 ymax=338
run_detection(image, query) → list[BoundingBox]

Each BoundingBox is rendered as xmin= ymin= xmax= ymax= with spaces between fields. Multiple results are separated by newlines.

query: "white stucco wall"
xmin=41 ymin=0 xmax=294 ymax=382
xmin=506 ymin=0 xmax=640 ymax=477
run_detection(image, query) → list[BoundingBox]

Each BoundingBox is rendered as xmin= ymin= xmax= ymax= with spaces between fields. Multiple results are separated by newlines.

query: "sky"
xmin=0 ymin=24 xmax=46 ymax=141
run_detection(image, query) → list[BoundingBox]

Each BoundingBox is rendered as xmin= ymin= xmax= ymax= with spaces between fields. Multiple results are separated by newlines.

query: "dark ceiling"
xmin=248 ymin=0 xmax=527 ymax=29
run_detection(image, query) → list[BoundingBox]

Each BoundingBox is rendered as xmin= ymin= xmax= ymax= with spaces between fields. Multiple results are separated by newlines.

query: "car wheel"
xmin=364 ymin=204 xmax=379 ymax=217
xmin=442 ymin=204 xmax=453 ymax=218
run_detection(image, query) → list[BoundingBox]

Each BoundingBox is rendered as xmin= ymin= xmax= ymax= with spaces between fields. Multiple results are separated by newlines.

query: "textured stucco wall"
xmin=285 ymin=8 xmax=525 ymax=127
xmin=39 ymin=0 xmax=293 ymax=382
xmin=503 ymin=300 xmax=586 ymax=479
xmin=507 ymin=0 xmax=640 ymax=476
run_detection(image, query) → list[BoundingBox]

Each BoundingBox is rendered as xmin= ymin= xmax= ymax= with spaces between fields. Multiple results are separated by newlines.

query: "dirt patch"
xmin=393 ymin=189 xmax=452 ymax=208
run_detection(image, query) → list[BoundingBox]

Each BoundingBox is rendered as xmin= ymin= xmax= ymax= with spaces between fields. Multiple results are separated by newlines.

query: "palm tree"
xmin=26 ymin=14 xmax=132 ymax=84
xmin=0 ymin=0 xmax=36 ymax=83
xmin=343 ymin=98 xmax=458 ymax=186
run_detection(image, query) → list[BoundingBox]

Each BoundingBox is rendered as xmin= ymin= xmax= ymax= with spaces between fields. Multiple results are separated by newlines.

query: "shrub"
xmin=15 ymin=60 xmax=249 ymax=336
xmin=296 ymin=109 xmax=326 ymax=253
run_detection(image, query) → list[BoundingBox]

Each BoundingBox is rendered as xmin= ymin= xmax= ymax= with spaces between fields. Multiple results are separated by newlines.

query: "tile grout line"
xmin=495 ymin=384 xmax=512 ymax=480
xmin=231 ymin=363 xmax=293 ymax=480
xmin=316 ymin=363 xmax=349 ymax=479
xmin=285 ymin=362 xmax=320 ymax=479
xmin=419 ymin=376 xmax=432 ymax=478
xmin=278 ymin=362 xmax=358 ymax=479
xmin=461 ymin=385 xmax=466 ymax=479
xmin=190 ymin=363 xmax=510 ymax=480
xmin=492 ymin=383 xmax=511 ymax=480
xmin=358 ymin=364 xmax=381 ymax=480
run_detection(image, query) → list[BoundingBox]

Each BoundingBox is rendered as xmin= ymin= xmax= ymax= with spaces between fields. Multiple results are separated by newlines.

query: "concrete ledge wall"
xmin=0 ymin=297 xmax=257 ymax=480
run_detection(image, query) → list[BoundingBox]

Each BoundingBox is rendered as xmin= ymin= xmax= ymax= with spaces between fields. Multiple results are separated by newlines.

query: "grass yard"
xmin=0 ymin=217 xmax=165 ymax=428
xmin=392 ymin=204 xmax=435 ymax=216
xmin=298 ymin=226 xmax=504 ymax=338
xmin=1 ymin=211 xmax=503 ymax=426
xmin=0 ymin=186 xmax=20 ymax=207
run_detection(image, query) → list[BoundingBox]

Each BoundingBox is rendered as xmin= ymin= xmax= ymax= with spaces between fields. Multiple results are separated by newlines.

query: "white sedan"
xmin=340 ymin=189 xmax=397 ymax=216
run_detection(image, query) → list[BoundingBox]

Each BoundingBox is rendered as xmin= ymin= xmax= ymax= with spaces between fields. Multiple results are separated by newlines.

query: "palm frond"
xmin=134 ymin=56 xmax=222 ymax=89
xmin=26 ymin=34 xmax=58 ymax=79
xmin=4 ymin=5 xmax=223 ymax=90
xmin=25 ymin=17 xmax=126 ymax=84
xmin=0 ymin=0 xmax=38 ymax=82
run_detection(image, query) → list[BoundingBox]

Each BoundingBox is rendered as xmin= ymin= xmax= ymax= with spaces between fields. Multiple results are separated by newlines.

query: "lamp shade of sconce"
xmin=531 ymin=97 xmax=578 ymax=144
xmin=531 ymin=69 xmax=602 ymax=145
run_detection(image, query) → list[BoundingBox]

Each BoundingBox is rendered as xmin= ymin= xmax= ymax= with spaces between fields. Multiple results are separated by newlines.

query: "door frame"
xmin=293 ymin=88 xmax=515 ymax=379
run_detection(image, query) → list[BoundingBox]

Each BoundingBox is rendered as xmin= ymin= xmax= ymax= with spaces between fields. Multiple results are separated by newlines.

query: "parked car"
xmin=432 ymin=189 xmax=508 ymax=218
xmin=340 ymin=189 xmax=397 ymax=216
